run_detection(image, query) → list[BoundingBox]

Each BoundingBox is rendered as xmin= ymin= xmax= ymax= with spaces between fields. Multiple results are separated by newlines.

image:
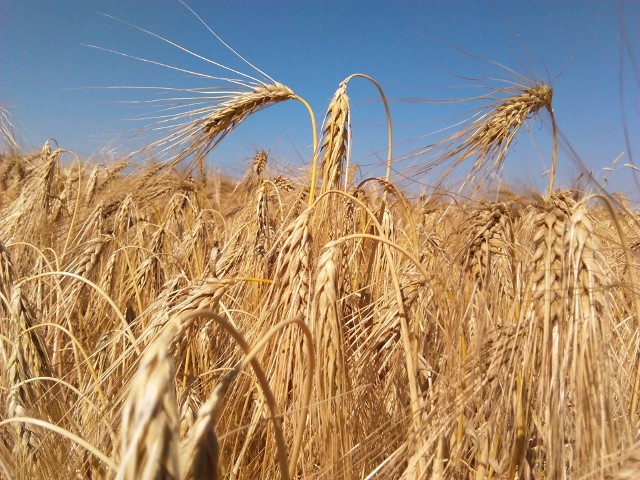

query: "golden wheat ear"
xmin=319 ymin=82 xmax=350 ymax=194
xmin=118 ymin=321 xmax=181 ymax=480
xmin=408 ymin=78 xmax=554 ymax=193
xmin=464 ymin=82 xmax=553 ymax=185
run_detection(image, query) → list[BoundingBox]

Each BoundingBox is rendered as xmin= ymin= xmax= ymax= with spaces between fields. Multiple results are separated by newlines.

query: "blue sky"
xmin=1 ymin=1 xmax=638 ymax=197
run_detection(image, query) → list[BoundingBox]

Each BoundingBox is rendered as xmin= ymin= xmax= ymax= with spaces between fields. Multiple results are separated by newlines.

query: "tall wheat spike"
xmin=5 ymin=285 xmax=52 ymax=470
xmin=311 ymin=245 xmax=352 ymax=477
xmin=267 ymin=211 xmax=311 ymax=318
xmin=524 ymin=193 xmax=574 ymax=477
xmin=252 ymin=149 xmax=268 ymax=182
xmin=319 ymin=81 xmax=350 ymax=194
xmin=118 ymin=320 xmax=181 ymax=480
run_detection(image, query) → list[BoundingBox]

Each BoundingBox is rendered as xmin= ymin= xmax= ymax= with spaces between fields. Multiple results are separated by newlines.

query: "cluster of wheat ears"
xmin=1 ymin=22 xmax=640 ymax=480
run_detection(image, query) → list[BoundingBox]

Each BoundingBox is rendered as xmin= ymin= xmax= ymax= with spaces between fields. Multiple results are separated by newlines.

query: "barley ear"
xmin=320 ymin=81 xmax=350 ymax=194
xmin=182 ymin=368 xmax=238 ymax=480
xmin=118 ymin=321 xmax=181 ymax=480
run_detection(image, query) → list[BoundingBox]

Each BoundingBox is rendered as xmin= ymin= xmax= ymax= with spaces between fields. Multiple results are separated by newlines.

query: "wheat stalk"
xmin=311 ymin=245 xmax=353 ymax=475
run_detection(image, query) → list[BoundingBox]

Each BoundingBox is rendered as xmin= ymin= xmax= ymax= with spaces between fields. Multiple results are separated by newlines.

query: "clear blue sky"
xmin=1 ymin=1 xmax=638 ymax=197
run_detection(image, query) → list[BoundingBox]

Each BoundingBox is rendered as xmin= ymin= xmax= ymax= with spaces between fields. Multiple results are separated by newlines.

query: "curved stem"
xmin=239 ymin=317 xmax=315 ymax=479
xmin=0 ymin=417 xmax=117 ymax=472
xmin=589 ymin=194 xmax=640 ymax=422
xmin=19 ymin=271 xmax=139 ymax=354
xmin=546 ymin=106 xmax=558 ymax=197
xmin=309 ymin=189 xmax=424 ymax=475
xmin=293 ymin=95 xmax=318 ymax=208
xmin=22 ymin=322 xmax=106 ymax=401
xmin=345 ymin=74 xmax=393 ymax=185
xmin=174 ymin=309 xmax=292 ymax=480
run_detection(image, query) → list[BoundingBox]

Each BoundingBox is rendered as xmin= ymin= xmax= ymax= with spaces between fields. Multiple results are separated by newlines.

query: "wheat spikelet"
xmin=467 ymin=82 xmax=552 ymax=181
xmin=255 ymin=184 xmax=268 ymax=255
xmin=463 ymin=202 xmax=514 ymax=289
xmin=523 ymin=193 xmax=577 ymax=476
xmin=565 ymin=199 xmax=621 ymax=472
xmin=113 ymin=194 xmax=138 ymax=238
xmin=320 ymin=81 xmax=350 ymax=193
xmin=311 ymin=245 xmax=352 ymax=475
xmin=567 ymin=200 xmax=605 ymax=323
xmin=273 ymin=175 xmax=295 ymax=192
xmin=104 ymin=160 xmax=130 ymax=181
xmin=0 ymin=240 xmax=14 ymax=303
xmin=99 ymin=250 xmax=118 ymax=295
xmin=85 ymin=166 xmax=100 ymax=206
xmin=529 ymin=193 xmax=574 ymax=327
xmin=118 ymin=321 xmax=181 ymax=480
xmin=268 ymin=211 xmax=311 ymax=318
xmin=204 ymin=83 xmax=295 ymax=140
xmin=73 ymin=235 xmax=112 ymax=278
xmin=252 ymin=149 xmax=268 ymax=181
xmin=178 ymin=390 xmax=200 ymax=440
xmin=156 ymin=83 xmax=298 ymax=162
xmin=135 ymin=162 xmax=167 ymax=190
xmin=10 ymin=285 xmax=51 ymax=386
xmin=418 ymin=81 xmax=554 ymax=189
xmin=131 ymin=223 xmax=166 ymax=296
xmin=170 ymin=278 xmax=235 ymax=315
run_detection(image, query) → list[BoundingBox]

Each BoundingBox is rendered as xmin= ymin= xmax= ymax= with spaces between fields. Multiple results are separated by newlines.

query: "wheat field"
xmin=1 ymin=52 xmax=640 ymax=480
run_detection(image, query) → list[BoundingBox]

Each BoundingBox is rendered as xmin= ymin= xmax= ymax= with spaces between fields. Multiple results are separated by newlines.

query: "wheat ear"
xmin=118 ymin=321 xmax=180 ymax=480
xmin=319 ymin=81 xmax=350 ymax=194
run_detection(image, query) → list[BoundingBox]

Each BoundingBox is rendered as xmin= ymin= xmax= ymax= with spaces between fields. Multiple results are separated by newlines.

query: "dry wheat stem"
xmin=233 ymin=317 xmax=315 ymax=479
xmin=343 ymin=74 xmax=393 ymax=184
xmin=171 ymin=309 xmax=293 ymax=480
xmin=0 ymin=417 xmax=117 ymax=472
